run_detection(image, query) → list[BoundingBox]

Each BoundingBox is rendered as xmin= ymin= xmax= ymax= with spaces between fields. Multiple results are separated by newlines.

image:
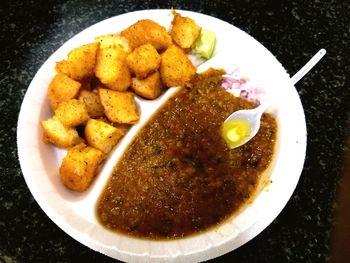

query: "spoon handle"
xmin=290 ymin=49 xmax=326 ymax=85
xmin=257 ymin=101 xmax=272 ymax=112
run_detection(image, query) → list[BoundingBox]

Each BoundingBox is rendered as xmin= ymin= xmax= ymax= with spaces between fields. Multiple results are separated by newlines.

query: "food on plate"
xmin=131 ymin=71 xmax=162 ymax=99
xmin=170 ymin=10 xmax=201 ymax=50
xmin=48 ymin=74 xmax=81 ymax=110
xmin=126 ymin=43 xmax=161 ymax=79
xmin=160 ymin=45 xmax=196 ymax=87
xmin=95 ymin=34 xmax=131 ymax=52
xmin=120 ymin=19 xmax=172 ymax=51
xmin=94 ymin=47 xmax=131 ymax=91
xmin=67 ymin=42 xmax=99 ymax=80
xmin=85 ymin=119 xmax=125 ymax=154
xmin=55 ymin=60 xmax=70 ymax=76
xmin=59 ymin=143 xmax=104 ymax=192
xmin=41 ymin=10 xmax=215 ymax=192
xmin=78 ymin=90 xmax=105 ymax=118
xmin=192 ymin=29 xmax=216 ymax=59
xmin=41 ymin=116 xmax=83 ymax=148
xmin=97 ymin=70 xmax=277 ymax=239
xmin=221 ymin=118 xmax=251 ymax=149
xmin=98 ymin=88 xmax=139 ymax=124
xmin=54 ymin=99 xmax=89 ymax=128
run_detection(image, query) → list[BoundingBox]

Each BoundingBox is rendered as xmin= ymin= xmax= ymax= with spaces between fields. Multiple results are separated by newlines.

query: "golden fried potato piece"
xmin=55 ymin=60 xmax=70 ymax=76
xmin=85 ymin=119 xmax=125 ymax=154
xmin=94 ymin=47 xmax=131 ymax=91
xmin=41 ymin=116 xmax=83 ymax=148
xmin=131 ymin=71 xmax=162 ymax=99
xmin=98 ymin=88 xmax=139 ymax=124
xmin=54 ymin=99 xmax=89 ymax=127
xmin=126 ymin=43 xmax=161 ymax=79
xmin=67 ymin=42 xmax=99 ymax=80
xmin=59 ymin=143 xmax=104 ymax=192
xmin=170 ymin=10 xmax=201 ymax=49
xmin=48 ymin=74 xmax=81 ymax=110
xmin=160 ymin=45 xmax=196 ymax=87
xmin=120 ymin=19 xmax=172 ymax=51
xmin=95 ymin=34 xmax=131 ymax=53
xmin=78 ymin=90 xmax=105 ymax=118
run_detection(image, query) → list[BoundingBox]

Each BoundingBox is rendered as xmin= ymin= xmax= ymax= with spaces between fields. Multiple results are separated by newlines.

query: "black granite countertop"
xmin=1 ymin=0 xmax=349 ymax=262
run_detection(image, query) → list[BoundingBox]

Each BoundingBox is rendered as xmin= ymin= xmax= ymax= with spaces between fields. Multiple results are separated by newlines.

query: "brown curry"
xmin=96 ymin=70 xmax=277 ymax=239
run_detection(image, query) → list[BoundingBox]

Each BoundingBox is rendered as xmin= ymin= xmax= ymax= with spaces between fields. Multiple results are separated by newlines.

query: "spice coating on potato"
xmin=68 ymin=42 xmax=99 ymax=80
xmin=78 ymin=90 xmax=105 ymax=118
xmin=54 ymin=99 xmax=89 ymax=128
xmin=98 ymin=88 xmax=139 ymax=124
xmin=131 ymin=71 xmax=162 ymax=99
xmin=160 ymin=45 xmax=196 ymax=87
xmin=120 ymin=19 xmax=172 ymax=51
xmin=59 ymin=143 xmax=104 ymax=192
xmin=85 ymin=119 xmax=125 ymax=154
xmin=41 ymin=116 xmax=83 ymax=148
xmin=95 ymin=47 xmax=131 ymax=91
xmin=48 ymin=74 xmax=81 ymax=110
xmin=95 ymin=34 xmax=131 ymax=53
xmin=170 ymin=10 xmax=201 ymax=49
xmin=126 ymin=43 xmax=161 ymax=79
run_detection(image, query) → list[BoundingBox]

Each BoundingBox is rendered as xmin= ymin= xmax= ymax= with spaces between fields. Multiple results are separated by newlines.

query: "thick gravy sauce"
xmin=96 ymin=70 xmax=277 ymax=239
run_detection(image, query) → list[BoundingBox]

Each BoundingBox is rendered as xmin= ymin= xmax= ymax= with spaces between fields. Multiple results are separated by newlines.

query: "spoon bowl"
xmin=221 ymin=102 xmax=272 ymax=149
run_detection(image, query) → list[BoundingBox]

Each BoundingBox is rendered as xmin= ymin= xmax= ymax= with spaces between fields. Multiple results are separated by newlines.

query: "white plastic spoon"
xmin=222 ymin=48 xmax=326 ymax=149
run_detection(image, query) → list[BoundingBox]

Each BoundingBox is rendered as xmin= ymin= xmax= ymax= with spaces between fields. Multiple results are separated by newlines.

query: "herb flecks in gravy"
xmin=96 ymin=70 xmax=277 ymax=239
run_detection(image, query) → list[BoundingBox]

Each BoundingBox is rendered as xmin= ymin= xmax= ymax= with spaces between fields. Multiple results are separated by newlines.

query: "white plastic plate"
xmin=17 ymin=9 xmax=306 ymax=262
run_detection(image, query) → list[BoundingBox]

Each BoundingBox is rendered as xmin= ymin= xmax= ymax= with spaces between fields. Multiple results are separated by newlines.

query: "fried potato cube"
xmin=85 ymin=119 xmax=125 ymax=154
xmin=126 ymin=43 xmax=161 ymax=79
xmin=55 ymin=60 xmax=70 ymax=76
xmin=59 ymin=143 xmax=104 ymax=192
xmin=95 ymin=34 xmax=131 ymax=53
xmin=95 ymin=47 xmax=131 ymax=91
xmin=54 ymin=99 xmax=89 ymax=127
xmin=98 ymin=88 xmax=139 ymax=124
xmin=41 ymin=116 xmax=83 ymax=148
xmin=131 ymin=71 xmax=162 ymax=99
xmin=160 ymin=45 xmax=196 ymax=87
xmin=170 ymin=10 xmax=201 ymax=49
xmin=67 ymin=42 xmax=99 ymax=80
xmin=48 ymin=73 xmax=81 ymax=110
xmin=78 ymin=90 xmax=105 ymax=118
xmin=120 ymin=19 xmax=172 ymax=51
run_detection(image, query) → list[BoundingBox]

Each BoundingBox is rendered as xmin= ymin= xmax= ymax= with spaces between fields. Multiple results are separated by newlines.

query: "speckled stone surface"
xmin=1 ymin=0 xmax=349 ymax=262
